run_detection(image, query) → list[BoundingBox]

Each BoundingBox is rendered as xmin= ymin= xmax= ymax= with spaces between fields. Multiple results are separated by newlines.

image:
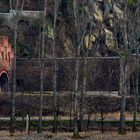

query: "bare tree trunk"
xmin=73 ymin=1 xmax=79 ymax=134
xmin=79 ymin=22 xmax=92 ymax=132
xmin=38 ymin=47 xmax=44 ymax=133
xmin=73 ymin=1 xmax=86 ymax=136
xmin=73 ymin=57 xmax=79 ymax=137
xmin=53 ymin=61 xmax=58 ymax=133
xmin=73 ymin=11 xmax=87 ymax=136
xmin=52 ymin=0 xmax=58 ymax=133
xmin=69 ymin=91 xmax=73 ymax=132
xmin=21 ymin=88 xmax=24 ymax=133
xmin=86 ymin=114 xmax=90 ymax=130
xmin=73 ymin=32 xmax=87 ymax=136
xmin=101 ymin=107 xmax=104 ymax=134
xmin=28 ymin=91 xmax=31 ymax=134
xmin=119 ymin=59 xmax=128 ymax=134
xmin=79 ymin=57 xmax=87 ymax=132
xmin=119 ymin=0 xmax=129 ymax=135
xmin=132 ymin=44 xmax=139 ymax=132
xmin=9 ymin=0 xmax=25 ymax=135
xmin=57 ymin=89 xmax=60 ymax=131
xmin=10 ymin=21 xmax=18 ymax=135
xmin=37 ymin=0 xmax=47 ymax=133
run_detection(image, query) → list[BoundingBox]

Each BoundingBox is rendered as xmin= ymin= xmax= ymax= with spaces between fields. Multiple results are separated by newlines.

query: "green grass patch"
xmin=0 ymin=120 xmax=140 ymax=131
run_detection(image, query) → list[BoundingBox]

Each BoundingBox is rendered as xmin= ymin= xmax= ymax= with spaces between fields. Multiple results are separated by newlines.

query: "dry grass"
xmin=0 ymin=131 xmax=140 ymax=140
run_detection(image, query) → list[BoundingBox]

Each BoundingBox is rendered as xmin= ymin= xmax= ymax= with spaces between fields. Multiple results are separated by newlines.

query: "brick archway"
xmin=0 ymin=71 xmax=9 ymax=80
xmin=0 ymin=36 xmax=14 ymax=93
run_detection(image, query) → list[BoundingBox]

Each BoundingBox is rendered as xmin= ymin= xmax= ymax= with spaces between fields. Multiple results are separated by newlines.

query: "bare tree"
xmin=52 ymin=0 xmax=58 ymax=133
xmin=72 ymin=0 xmax=88 ymax=137
xmin=9 ymin=0 xmax=25 ymax=135
xmin=111 ymin=0 xmax=130 ymax=134
xmin=133 ymin=40 xmax=139 ymax=132
xmin=73 ymin=0 xmax=82 ymax=135
xmin=132 ymin=2 xmax=140 ymax=131
xmin=111 ymin=0 xmax=139 ymax=134
xmin=79 ymin=22 xmax=93 ymax=132
xmin=37 ymin=0 xmax=47 ymax=133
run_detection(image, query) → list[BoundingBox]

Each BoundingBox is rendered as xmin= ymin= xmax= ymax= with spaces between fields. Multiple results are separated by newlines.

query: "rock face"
xmin=92 ymin=0 xmax=123 ymax=55
xmin=104 ymin=28 xmax=116 ymax=50
xmin=0 ymin=1 xmax=138 ymax=58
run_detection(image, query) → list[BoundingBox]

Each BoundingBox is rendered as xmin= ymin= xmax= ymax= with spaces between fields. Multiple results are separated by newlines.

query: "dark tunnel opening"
xmin=0 ymin=73 xmax=9 ymax=93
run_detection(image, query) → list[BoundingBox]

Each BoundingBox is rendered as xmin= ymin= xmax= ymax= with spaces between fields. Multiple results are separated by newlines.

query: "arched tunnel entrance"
xmin=0 ymin=72 xmax=9 ymax=93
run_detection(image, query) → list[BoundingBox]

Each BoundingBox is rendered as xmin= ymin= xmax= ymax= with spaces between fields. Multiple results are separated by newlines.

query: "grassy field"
xmin=0 ymin=119 xmax=140 ymax=132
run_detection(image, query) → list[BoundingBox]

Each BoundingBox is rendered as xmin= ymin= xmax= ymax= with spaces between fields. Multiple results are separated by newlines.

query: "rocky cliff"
xmin=0 ymin=0 xmax=139 ymax=57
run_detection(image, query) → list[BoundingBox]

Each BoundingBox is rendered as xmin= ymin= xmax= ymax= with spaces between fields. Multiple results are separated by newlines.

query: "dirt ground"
xmin=0 ymin=131 xmax=140 ymax=140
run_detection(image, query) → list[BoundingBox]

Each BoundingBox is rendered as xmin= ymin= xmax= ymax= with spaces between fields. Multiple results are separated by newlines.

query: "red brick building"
xmin=0 ymin=36 xmax=13 ymax=92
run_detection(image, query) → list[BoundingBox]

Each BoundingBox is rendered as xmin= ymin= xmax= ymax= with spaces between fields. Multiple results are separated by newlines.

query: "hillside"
xmin=0 ymin=0 xmax=140 ymax=137
xmin=0 ymin=0 xmax=139 ymax=57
